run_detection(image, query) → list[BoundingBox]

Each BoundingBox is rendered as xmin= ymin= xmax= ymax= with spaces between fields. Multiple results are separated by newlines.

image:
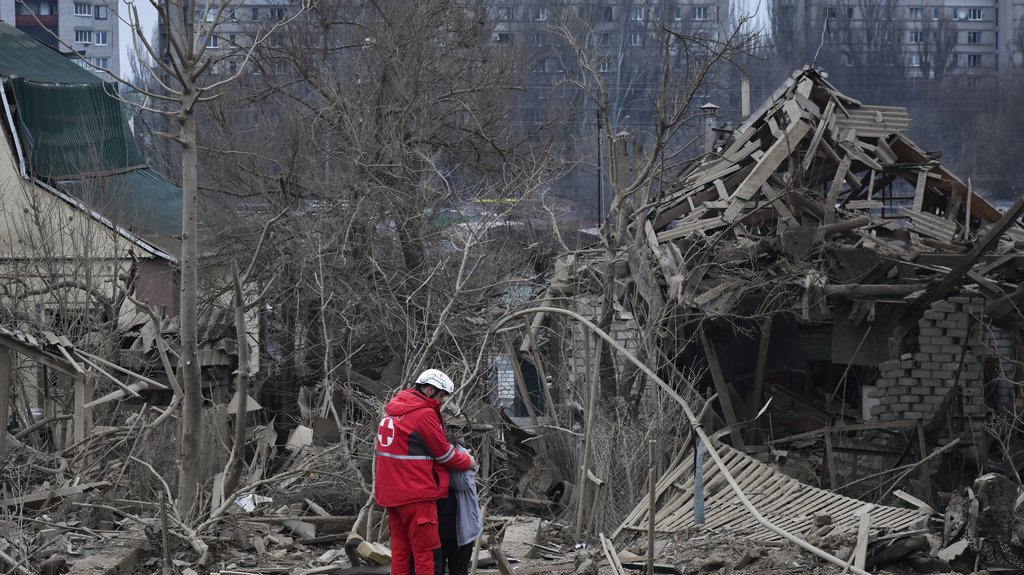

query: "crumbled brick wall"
xmin=869 ymin=294 xmax=1016 ymax=434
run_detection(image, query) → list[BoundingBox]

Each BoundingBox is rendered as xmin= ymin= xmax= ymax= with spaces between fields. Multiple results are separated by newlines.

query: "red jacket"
xmin=374 ymin=389 xmax=472 ymax=508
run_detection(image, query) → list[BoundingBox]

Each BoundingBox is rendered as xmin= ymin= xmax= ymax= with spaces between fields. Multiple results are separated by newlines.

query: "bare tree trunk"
xmin=178 ymin=83 xmax=203 ymax=517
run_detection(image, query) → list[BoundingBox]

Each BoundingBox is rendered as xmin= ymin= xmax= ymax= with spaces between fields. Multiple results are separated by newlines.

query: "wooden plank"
xmin=852 ymin=505 xmax=873 ymax=570
xmin=824 ymin=156 xmax=853 ymax=225
xmin=0 ymin=481 xmax=110 ymax=507
xmin=700 ymin=332 xmax=744 ymax=448
xmin=723 ymin=120 xmax=812 ymax=221
xmin=802 ymin=99 xmax=835 ymax=172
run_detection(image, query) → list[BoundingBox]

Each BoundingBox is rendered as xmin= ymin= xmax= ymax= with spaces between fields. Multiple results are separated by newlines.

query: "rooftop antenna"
xmin=812 ymin=14 xmax=830 ymax=66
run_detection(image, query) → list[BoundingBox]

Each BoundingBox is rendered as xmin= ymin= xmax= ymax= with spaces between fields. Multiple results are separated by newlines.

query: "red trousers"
xmin=388 ymin=501 xmax=440 ymax=575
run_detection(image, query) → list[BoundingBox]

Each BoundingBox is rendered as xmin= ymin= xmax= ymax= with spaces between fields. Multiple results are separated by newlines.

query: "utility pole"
xmin=596 ymin=108 xmax=603 ymax=226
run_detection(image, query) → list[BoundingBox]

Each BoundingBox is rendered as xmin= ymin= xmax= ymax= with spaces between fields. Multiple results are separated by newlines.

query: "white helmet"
xmin=415 ymin=369 xmax=455 ymax=394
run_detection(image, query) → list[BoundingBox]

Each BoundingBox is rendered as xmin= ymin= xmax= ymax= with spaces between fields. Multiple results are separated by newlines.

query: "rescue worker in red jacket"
xmin=375 ymin=369 xmax=475 ymax=575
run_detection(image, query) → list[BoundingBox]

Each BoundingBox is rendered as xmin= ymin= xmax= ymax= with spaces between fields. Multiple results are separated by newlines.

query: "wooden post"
xmin=0 ymin=347 xmax=10 ymax=458
xmin=575 ymin=334 xmax=601 ymax=542
xmin=73 ymin=372 xmax=93 ymax=446
xmin=824 ymin=426 xmax=837 ymax=489
xmin=647 ymin=440 xmax=656 ymax=575
xmin=693 ymin=436 xmax=705 ymax=525
xmin=700 ymin=331 xmax=744 ymax=448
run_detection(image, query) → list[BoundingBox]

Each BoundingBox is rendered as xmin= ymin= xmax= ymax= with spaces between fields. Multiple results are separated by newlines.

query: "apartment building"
xmin=0 ymin=0 xmax=119 ymax=78
xmin=776 ymin=0 xmax=1024 ymax=81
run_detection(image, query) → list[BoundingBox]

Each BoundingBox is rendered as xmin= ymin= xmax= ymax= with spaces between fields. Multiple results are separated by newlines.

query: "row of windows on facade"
xmin=73 ymin=55 xmax=109 ymax=68
xmin=907 ymin=30 xmax=986 ymax=45
xmin=836 ymin=52 xmax=985 ymax=68
xmin=194 ymin=5 xmax=285 ymax=22
xmin=824 ymin=29 xmax=990 ymax=45
xmin=823 ymin=6 xmax=985 ymax=22
xmin=497 ymin=27 xmax=717 ymax=45
xmin=493 ymin=4 xmax=712 ymax=22
xmin=73 ymin=28 xmax=109 ymax=45
xmin=15 ymin=1 xmax=107 ymax=17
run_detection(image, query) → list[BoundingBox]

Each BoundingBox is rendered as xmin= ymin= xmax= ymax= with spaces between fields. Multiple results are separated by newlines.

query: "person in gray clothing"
xmin=434 ymin=439 xmax=482 ymax=575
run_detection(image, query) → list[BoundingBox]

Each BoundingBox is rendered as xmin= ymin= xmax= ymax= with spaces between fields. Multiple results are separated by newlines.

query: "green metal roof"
xmin=0 ymin=22 xmax=182 ymax=246
xmin=57 ymin=168 xmax=183 ymax=239
xmin=0 ymin=22 xmax=100 ymax=84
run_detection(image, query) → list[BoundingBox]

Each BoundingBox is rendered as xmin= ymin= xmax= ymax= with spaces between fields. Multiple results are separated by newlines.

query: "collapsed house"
xmin=510 ymin=66 xmax=1024 ymax=570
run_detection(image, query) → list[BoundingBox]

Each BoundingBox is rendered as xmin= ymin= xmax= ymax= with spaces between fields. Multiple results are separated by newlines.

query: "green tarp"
xmin=11 ymin=80 xmax=146 ymax=178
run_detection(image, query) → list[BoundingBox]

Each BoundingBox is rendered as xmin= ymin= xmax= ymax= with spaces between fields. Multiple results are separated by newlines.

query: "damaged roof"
xmin=634 ymin=66 xmax=1023 ymax=328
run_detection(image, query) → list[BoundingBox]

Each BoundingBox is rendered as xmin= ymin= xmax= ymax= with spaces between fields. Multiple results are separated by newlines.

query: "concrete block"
xmin=948 ymin=296 xmax=970 ymax=304
xmin=930 ymin=301 xmax=957 ymax=312
xmin=922 ymin=310 xmax=945 ymax=320
xmin=879 ymin=360 xmax=901 ymax=371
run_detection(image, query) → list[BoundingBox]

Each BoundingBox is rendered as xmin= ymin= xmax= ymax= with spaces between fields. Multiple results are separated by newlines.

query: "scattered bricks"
xmin=813 ymin=513 xmax=832 ymax=526
xmin=931 ymin=301 xmax=957 ymax=312
xmin=900 ymin=359 xmax=915 ymax=369
xmin=879 ymin=360 xmax=901 ymax=371
xmin=922 ymin=310 xmax=945 ymax=320
xmin=948 ymin=296 xmax=970 ymax=305
xmin=911 ymin=386 xmax=931 ymax=395
xmin=919 ymin=344 xmax=941 ymax=354
xmin=900 ymin=353 xmax=913 ymax=360
xmin=919 ymin=327 xmax=943 ymax=337
xmin=919 ymin=319 xmax=935 ymax=329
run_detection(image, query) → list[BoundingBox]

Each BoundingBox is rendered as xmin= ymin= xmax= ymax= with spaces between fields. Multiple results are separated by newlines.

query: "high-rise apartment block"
xmin=0 ymin=0 xmax=119 ymax=79
xmin=775 ymin=1 xmax=1024 ymax=82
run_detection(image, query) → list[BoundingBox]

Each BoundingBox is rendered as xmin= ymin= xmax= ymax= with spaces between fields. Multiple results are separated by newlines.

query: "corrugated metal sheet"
xmin=0 ymin=22 xmax=99 ymax=84
xmin=834 ymin=105 xmax=911 ymax=138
